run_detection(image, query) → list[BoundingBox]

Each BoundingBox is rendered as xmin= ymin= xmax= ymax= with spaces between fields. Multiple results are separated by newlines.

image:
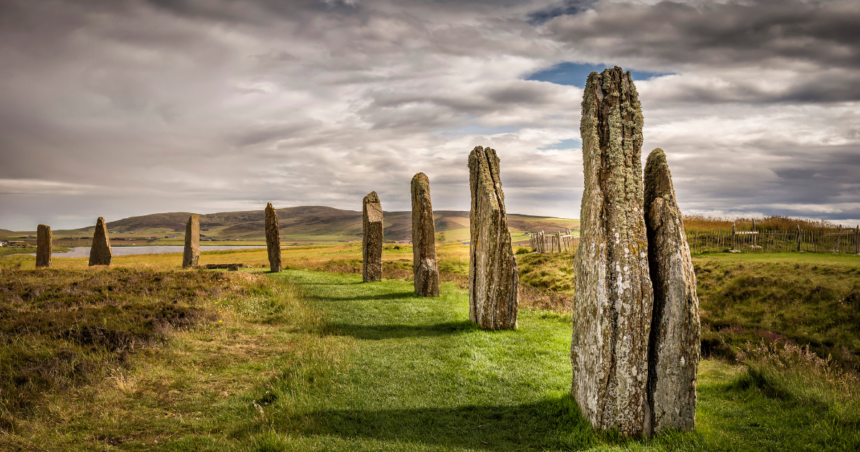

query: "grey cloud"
xmin=0 ymin=0 xmax=859 ymax=230
xmin=545 ymin=0 xmax=860 ymax=71
xmin=527 ymin=0 xmax=597 ymax=25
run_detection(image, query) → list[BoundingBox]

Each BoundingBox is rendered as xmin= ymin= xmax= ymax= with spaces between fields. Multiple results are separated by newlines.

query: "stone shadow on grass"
xmin=292 ymin=396 xmax=596 ymax=450
xmin=324 ymin=320 xmax=476 ymax=340
xmin=310 ymin=291 xmax=420 ymax=301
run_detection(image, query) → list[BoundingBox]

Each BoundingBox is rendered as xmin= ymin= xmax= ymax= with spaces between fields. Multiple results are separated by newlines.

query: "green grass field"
xmin=1 ymin=248 xmax=858 ymax=450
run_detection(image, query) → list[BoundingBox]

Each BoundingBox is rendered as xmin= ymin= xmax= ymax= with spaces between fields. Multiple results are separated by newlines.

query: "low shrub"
xmin=737 ymin=340 xmax=860 ymax=424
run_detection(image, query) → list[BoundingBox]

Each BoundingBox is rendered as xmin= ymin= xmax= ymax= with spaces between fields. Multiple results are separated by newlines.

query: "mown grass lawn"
xmin=251 ymin=271 xmax=859 ymax=451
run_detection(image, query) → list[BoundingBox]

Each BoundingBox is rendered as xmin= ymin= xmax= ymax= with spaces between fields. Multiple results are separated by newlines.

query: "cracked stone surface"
xmin=89 ymin=217 xmax=113 ymax=267
xmin=265 ymin=203 xmax=282 ymax=272
xmin=183 ymin=214 xmax=200 ymax=269
xmin=36 ymin=224 xmax=51 ymax=268
xmin=363 ymin=191 xmax=383 ymax=282
xmin=468 ymin=146 xmax=518 ymax=330
xmin=412 ymin=173 xmax=440 ymax=297
xmin=645 ymin=148 xmax=701 ymax=433
xmin=571 ymin=67 xmax=653 ymax=436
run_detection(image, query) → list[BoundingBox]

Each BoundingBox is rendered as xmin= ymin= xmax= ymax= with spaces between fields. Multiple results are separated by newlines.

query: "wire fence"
xmin=529 ymin=225 xmax=860 ymax=255
xmin=689 ymin=225 xmax=860 ymax=255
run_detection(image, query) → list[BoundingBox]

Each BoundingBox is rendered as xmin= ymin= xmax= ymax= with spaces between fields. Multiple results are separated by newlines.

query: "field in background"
xmin=0 ymin=208 xmax=579 ymax=250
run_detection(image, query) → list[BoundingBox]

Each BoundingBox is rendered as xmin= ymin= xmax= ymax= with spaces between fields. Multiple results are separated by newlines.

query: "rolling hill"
xmin=64 ymin=206 xmax=579 ymax=244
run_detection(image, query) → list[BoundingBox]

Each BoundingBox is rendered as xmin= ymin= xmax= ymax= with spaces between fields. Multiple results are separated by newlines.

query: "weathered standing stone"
xmin=182 ymin=214 xmax=200 ymax=269
xmin=36 ymin=224 xmax=52 ymax=268
xmin=571 ymin=67 xmax=653 ymax=436
xmin=468 ymin=146 xmax=518 ymax=330
xmin=411 ymin=173 xmax=440 ymax=297
xmin=362 ymin=191 xmax=383 ymax=282
xmin=265 ymin=203 xmax=282 ymax=272
xmin=89 ymin=217 xmax=112 ymax=266
xmin=644 ymin=148 xmax=701 ymax=433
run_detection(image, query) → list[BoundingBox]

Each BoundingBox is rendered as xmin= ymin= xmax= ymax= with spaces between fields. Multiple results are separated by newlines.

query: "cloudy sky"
xmin=1 ymin=0 xmax=859 ymax=230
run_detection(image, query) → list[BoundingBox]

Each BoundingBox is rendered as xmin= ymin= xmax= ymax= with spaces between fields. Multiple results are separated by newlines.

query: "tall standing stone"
xmin=571 ymin=67 xmax=653 ymax=436
xmin=362 ymin=191 xmax=383 ymax=282
xmin=182 ymin=214 xmax=200 ymax=269
xmin=411 ymin=173 xmax=440 ymax=297
xmin=265 ymin=203 xmax=282 ymax=272
xmin=468 ymin=146 xmax=518 ymax=330
xmin=36 ymin=224 xmax=51 ymax=268
xmin=89 ymin=217 xmax=112 ymax=266
xmin=644 ymin=148 xmax=700 ymax=433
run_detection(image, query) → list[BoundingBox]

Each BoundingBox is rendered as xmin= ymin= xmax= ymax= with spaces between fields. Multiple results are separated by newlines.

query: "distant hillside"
xmin=68 ymin=206 xmax=579 ymax=243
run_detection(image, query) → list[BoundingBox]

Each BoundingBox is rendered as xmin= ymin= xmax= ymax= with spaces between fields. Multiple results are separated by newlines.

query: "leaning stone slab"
xmin=362 ymin=191 xmax=383 ymax=282
xmin=644 ymin=148 xmax=701 ymax=433
xmin=183 ymin=214 xmax=200 ymax=269
xmin=468 ymin=146 xmax=518 ymax=330
xmin=36 ymin=224 xmax=51 ymax=268
xmin=89 ymin=217 xmax=112 ymax=266
xmin=571 ymin=67 xmax=653 ymax=436
xmin=265 ymin=203 xmax=282 ymax=272
xmin=412 ymin=173 xmax=440 ymax=297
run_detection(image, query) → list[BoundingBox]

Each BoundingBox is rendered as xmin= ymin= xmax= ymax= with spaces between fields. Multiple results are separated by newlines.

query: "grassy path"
xmin=270 ymin=270 xmax=591 ymax=450
xmin=258 ymin=270 xmax=859 ymax=452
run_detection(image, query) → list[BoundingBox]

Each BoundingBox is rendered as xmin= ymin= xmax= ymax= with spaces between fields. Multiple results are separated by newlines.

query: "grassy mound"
xmin=695 ymin=254 xmax=860 ymax=368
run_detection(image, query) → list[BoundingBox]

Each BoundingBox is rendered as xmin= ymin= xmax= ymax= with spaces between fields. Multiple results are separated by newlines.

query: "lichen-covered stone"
xmin=183 ymin=214 xmax=200 ymax=269
xmin=572 ymin=67 xmax=653 ymax=436
xmin=36 ymin=224 xmax=51 ymax=268
xmin=363 ymin=191 xmax=383 ymax=282
xmin=644 ymin=148 xmax=701 ymax=433
xmin=468 ymin=146 xmax=518 ymax=330
xmin=411 ymin=173 xmax=440 ymax=297
xmin=265 ymin=203 xmax=282 ymax=272
xmin=89 ymin=217 xmax=112 ymax=266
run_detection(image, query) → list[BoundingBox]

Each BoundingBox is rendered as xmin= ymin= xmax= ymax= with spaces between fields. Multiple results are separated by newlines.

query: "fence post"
xmin=752 ymin=219 xmax=757 ymax=248
xmin=796 ymin=225 xmax=801 ymax=252
xmin=855 ymin=225 xmax=859 ymax=255
xmin=694 ymin=231 xmax=698 ymax=254
xmin=731 ymin=222 xmax=736 ymax=251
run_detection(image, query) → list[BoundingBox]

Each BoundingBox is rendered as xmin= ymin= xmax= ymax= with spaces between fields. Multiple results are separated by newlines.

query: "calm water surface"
xmin=40 ymin=245 xmax=267 ymax=258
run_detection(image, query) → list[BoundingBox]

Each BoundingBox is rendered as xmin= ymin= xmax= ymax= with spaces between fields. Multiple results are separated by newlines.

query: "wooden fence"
xmin=529 ymin=229 xmax=579 ymax=254
xmin=688 ymin=224 xmax=860 ymax=255
xmin=529 ymin=224 xmax=860 ymax=255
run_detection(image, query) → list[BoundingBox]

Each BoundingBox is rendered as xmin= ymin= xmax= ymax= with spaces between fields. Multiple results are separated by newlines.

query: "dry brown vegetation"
xmin=683 ymin=215 xmax=846 ymax=232
xmin=0 ymin=267 xmax=266 ymax=428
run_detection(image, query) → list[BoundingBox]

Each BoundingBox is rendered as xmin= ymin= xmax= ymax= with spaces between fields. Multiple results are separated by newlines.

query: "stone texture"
xmin=89 ymin=217 xmax=112 ymax=266
xmin=362 ymin=191 xmax=383 ymax=282
xmin=571 ymin=67 xmax=653 ymax=436
xmin=468 ymin=146 xmax=518 ymax=330
xmin=183 ymin=214 xmax=200 ymax=269
xmin=644 ymin=148 xmax=701 ymax=433
xmin=265 ymin=203 xmax=282 ymax=272
xmin=411 ymin=173 xmax=440 ymax=297
xmin=36 ymin=224 xmax=51 ymax=268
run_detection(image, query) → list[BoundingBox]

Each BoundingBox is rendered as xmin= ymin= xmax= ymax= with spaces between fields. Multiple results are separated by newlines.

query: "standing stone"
xmin=644 ymin=148 xmax=700 ymax=433
xmin=36 ymin=224 xmax=51 ymax=268
xmin=411 ymin=173 xmax=440 ymax=297
xmin=182 ymin=214 xmax=200 ymax=269
xmin=362 ymin=191 xmax=383 ymax=282
xmin=265 ymin=203 xmax=282 ymax=272
xmin=89 ymin=217 xmax=112 ymax=266
xmin=571 ymin=67 xmax=653 ymax=436
xmin=468 ymin=146 xmax=518 ymax=330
